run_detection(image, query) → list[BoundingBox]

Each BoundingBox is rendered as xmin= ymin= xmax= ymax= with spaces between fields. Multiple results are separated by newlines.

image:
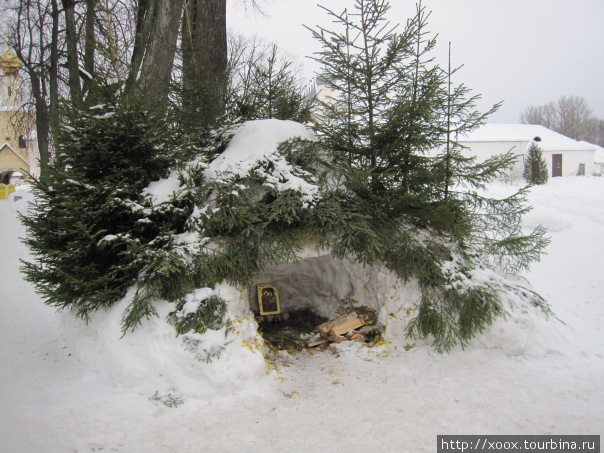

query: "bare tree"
xmin=520 ymin=95 xmax=600 ymax=143
xmin=3 ymin=0 xmax=266 ymax=168
xmin=226 ymin=36 xmax=311 ymax=122
xmin=557 ymin=96 xmax=596 ymax=142
xmin=3 ymin=0 xmax=62 ymax=168
xmin=519 ymin=103 xmax=557 ymax=129
xmin=2 ymin=0 xmax=154 ymax=170
xmin=594 ymin=119 xmax=604 ymax=147
xmin=86 ymin=0 xmax=139 ymax=84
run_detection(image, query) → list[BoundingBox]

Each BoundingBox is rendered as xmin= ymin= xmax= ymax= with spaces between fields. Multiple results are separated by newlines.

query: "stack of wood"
xmin=306 ymin=307 xmax=380 ymax=348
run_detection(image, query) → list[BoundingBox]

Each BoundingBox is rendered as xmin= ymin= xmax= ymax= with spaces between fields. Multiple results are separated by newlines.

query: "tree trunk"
xmin=182 ymin=0 xmax=227 ymax=129
xmin=130 ymin=0 xmax=153 ymax=81
xmin=129 ymin=0 xmax=184 ymax=105
xmin=24 ymin=60 xmax=53 ymax=169
xmin=83 ymin=0 xmax=97 ymax=96
xmin=46 ymin=0 xmax=60 ymax=168
xmin=34 ymin=89 xmax=53 ymax=170
xmin=61 ymin=0 xmax=82 ymax=102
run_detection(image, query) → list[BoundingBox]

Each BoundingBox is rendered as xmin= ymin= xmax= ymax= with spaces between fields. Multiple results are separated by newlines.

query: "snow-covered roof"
xmin=461 ymin=124 xmax=596 ymax=153
xmin=591 ymin=144 xmax=604 ymax=164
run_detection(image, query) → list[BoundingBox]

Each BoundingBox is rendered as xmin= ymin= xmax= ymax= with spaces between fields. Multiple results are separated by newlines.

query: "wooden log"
xmin=328 ymin=334 xmax=347 ymax=343
xmin=329 ymin=316 xmax=365 ymax=337
xmin=316 ymin=312 xmax=365 ymax=338
xmin=349 ymin=332 xmax=367 ymax=342
xmin=316 ymin=313 xmax=352 ymax=337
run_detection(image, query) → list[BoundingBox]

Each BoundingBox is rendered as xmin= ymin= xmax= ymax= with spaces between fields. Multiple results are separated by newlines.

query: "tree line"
xmin=520 ymin=95 xmax=604 ymax=147
xmin=1 ymin=0 xmax=310 ymax=172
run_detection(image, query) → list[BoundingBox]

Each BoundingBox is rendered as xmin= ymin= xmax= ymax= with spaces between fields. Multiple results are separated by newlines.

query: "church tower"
xmin=0 ymin=46 xmax=23 ymax=107
xmin=0 ymin=46 xmax=33 ymax=185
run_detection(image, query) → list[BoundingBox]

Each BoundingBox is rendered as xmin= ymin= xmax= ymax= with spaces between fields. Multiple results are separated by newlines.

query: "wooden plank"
xmin=329 ymin=316 xmax=365 ymax=336
xmin=328 ymin=334 xmax=347 ymax=343
xmin=306 ymin=338 xmax=329 ymax=348
xmin=316 ymin=312 xmax=357 ymax=333
xmin=317 ymin=312 xmax=364 ymax=338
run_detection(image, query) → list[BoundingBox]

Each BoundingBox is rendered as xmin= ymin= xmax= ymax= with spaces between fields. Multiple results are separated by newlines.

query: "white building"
xmin=592 ymin=144 xmax=604 ymax=176
xmin=305 ymin=76 xmax=334 ymax=105
xmin=459 ymin=124 xmax=597 ymax=179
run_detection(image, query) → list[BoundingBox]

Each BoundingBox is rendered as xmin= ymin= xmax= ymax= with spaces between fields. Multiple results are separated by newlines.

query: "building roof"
xmin=0 ymin=47 xmax=22 ymax=75
xmin=460 ymin=123 xmax=596 ymax=153
xmin=0 ymin=141 xmax=30 ymax=167
xmin=590 ymin=144 xmax=604 ymax=164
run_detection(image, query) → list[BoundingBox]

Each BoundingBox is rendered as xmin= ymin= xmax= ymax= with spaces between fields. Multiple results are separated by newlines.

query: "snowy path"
xmin=1 ymin=178 xmax=603 ymax=453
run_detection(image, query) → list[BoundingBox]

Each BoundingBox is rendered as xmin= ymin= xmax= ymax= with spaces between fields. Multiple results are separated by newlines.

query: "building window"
xmin=7 ymin=86 xmax=12 ymax=97
xmin=19 ymin=135 xmax=27 ymax=149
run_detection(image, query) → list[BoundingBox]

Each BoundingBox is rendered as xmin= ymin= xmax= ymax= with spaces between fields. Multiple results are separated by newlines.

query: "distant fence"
xmin=0 ymin=183 xmax=16 ymax=200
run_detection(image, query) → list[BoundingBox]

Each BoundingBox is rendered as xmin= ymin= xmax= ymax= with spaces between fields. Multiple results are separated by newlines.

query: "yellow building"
xmin=0 ymin=46 xmax=35 ymax=185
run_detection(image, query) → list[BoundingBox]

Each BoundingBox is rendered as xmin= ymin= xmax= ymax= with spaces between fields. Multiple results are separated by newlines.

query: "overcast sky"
xmin=227 ymin=0 xmax=604 ymax=123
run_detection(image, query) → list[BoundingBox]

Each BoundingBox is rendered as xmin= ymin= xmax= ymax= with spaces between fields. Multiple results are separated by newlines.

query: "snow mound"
xmin=205 ymin=119 xmax=319 ymax=204
xmin=205 ymin=119 xmax=315 ymax=180
xmin=142 ymin=119 xmax=318 ymax=207
xmin=58 ymin=289 xmax=267 ymax=405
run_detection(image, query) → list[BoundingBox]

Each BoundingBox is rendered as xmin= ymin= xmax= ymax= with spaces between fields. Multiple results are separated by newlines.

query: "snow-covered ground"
xmin=1 ymin=177 xmax=603 ymax=453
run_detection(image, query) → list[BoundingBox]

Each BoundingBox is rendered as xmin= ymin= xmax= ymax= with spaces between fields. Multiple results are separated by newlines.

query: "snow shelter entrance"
xmin=249 ymin=255 xmax=362 ymax=321
xmin=248 ymin=255 xmax=392 ymax=349
xmin=552 ymin=154 xmax=562 ymax=177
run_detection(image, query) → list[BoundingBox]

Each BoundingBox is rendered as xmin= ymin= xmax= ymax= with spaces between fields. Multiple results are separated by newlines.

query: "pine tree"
xmin=307 ymin=1 xmax=488 ymax=228
xmin=307 ymin=0 xmax=550 ymax=351
xmin=523 ymin=141 xmax=549 ymax=185
xmin=21 ymin=83 xmax=188 ymax=325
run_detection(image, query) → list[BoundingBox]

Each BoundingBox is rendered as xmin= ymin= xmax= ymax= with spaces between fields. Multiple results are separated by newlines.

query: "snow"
xmin=98 ymin=234 xmax=119 ymax=244
xmin=142 ymin=169 xmax=183 ymax=205
xmin=78 ymin=66 xmax=94 ymax=81
xmin=143 ymin=119 xmax=319 ymax=207
xmin=1 ymin=177 xmax=604 ymax=452
xmin=178 ymin=288 xmax=217 ymax=317
xmin=205 ymin=119 xmax=314 ymax=180
xmin=591 ymin=144 xmax=604 ymax=164
xmin=205 ymin=119 xmax=319 ymax=204
xmin=92 ymin=112 xmax=115 ymax=119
